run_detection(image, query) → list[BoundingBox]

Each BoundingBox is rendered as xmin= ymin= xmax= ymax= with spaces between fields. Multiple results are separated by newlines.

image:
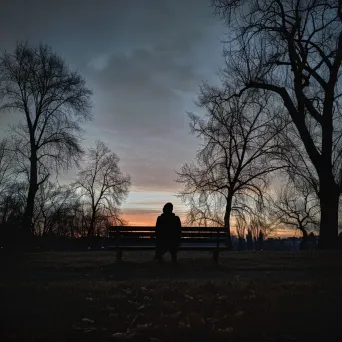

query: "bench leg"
xmin=116 ymin=249 xmax=123 ymax=262
xmin=213 ymin=249 xmax=219 ymax=263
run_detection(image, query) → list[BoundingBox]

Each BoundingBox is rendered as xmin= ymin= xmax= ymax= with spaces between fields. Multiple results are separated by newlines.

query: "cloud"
xmin=0 ymin=0 xmax=226 ymax=218
xmin=88 ymin=46 xmax=198 ymax=137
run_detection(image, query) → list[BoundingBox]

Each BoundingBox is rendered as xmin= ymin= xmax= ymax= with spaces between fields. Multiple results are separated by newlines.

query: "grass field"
xmin=1 ymin=251 xmax=342 ymax=341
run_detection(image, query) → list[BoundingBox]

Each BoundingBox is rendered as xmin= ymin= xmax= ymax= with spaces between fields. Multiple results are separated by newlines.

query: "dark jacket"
xmin=155 ymin=213 xmax=182 ymax=245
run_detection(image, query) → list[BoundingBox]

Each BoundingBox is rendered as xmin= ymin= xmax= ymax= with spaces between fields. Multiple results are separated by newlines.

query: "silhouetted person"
xmin=154 ymin=202 xmax=182 ymax=262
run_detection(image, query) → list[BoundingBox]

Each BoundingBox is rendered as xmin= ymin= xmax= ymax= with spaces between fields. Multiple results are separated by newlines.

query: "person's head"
xmin=163 ymin=202 xmax=173 ymax=214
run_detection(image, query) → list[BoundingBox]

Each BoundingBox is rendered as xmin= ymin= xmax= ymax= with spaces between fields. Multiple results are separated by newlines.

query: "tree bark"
xmin=318 ymin=175 xmax=339 ymax=249
xmin=298 ymin=225 xmax=308 ymax=250
xmin=298 ymin=226 xmax=308 ymax=240
xmin=88 ymin=209 xmax=96 ymax=236
xmin=23 ymin=152 xmax=38 ymax=236
xmin=224 ymin=195 xmax=233 ymax=250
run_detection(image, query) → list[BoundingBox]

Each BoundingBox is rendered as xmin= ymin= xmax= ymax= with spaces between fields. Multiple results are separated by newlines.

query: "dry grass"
xmin=1 ymin=251 xmax=342 ymax=341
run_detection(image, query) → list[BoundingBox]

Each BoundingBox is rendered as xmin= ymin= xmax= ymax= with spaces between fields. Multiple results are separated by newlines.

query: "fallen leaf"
xmin=112 ymin=332 xmax=127 ymax=338
xmin=82 ymin=318 xmax=94 ymax=324
xmin=72 ymin=325 xmax=82 ymax=330
xmin=178 ymin=320 xmax=190 ymax=328
xmin=84 ymin=329 xmax=95 ymax=333
xmin=130 ymin=314 xmax=139 ymax=326
xmin=207 ymin=318 xmax=218 ymax=323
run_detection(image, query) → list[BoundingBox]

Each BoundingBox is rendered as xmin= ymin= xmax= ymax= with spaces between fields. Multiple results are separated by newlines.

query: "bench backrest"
xmin=107 ymin=226 xmax=228 ymax=246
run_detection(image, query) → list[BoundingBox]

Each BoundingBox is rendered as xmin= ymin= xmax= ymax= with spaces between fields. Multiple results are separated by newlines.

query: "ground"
xmin=1 ymin=250 xmax=342 ymax=341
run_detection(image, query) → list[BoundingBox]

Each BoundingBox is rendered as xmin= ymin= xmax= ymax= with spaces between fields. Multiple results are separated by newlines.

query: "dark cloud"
xmin=89 ymin=46 xmax=198 ymax=137
xmin=0 ymin=0 xmax=223 ymax=65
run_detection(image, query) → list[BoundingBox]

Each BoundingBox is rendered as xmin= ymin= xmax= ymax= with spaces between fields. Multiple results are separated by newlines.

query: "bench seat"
xmin=108 ymin=245 xmax=228 ymax=251
xmin=107 ymin=226 xmax=228 ymax=263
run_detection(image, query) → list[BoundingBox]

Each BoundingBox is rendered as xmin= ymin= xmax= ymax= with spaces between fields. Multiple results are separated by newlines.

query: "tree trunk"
xmin=318 ymin=175 xmax=339 ymax=249
xmin=88 ymin=210 xmax=96 ymax=236
xmin=298 ymin=225 xmax=308 ymax=250
xmin=23 ymin=153 xmax=38 ymax=236
xmin=224 ymin=196 xmax=233 ymax=250
xmin=1 ymin=200 xmax=9 ymax=224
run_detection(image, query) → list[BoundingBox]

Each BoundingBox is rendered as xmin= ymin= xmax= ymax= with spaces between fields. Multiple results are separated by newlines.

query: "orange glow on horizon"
xmin=122 ymin=212 xmax=157 ymax=226
xmin=122 ymin=211 xmax=187 ymax=226
xmin=121 ymin=211 xmax=300 ymax=238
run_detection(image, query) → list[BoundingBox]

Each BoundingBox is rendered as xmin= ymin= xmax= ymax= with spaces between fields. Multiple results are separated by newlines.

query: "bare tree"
xmin=211 ymin=0 xmax=342 ymax=249
xmin=235 ymin=214 xmax=248 ymax=240
xmin=180 ymin=191 xmax=225 ymax=227
xmin=0 ymin=139 xmax=12 ymax=190
xmin=270 ymin=180 xmax=320 ymax=243
xmin=276 ymin=117 xmax=320 ymax=198
xmin=0 ymin=181 xmax=27 ymax=237
xmin=234 ymin=213 xmax=248 ymax=249
xmin=0 ymin=43 xmax=92 ymax=234
xmin=68 ymin=199 xmax=90 ymax=238
xmin=74 ymin=141 xmax=131 ymax=236
xmin=273 ymin=110 xmax=322 ymax=236
xmin=177 ymin=86 xmax=281 ymax=249
xmin=249 ymin=210 xmax=276 ymax=241
xmin=34 ymin=181 xmax=77 ymax=236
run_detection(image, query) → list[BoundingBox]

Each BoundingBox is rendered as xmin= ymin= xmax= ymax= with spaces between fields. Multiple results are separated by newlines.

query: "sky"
xmin=0 ymin=0 xmax=228 ymax=226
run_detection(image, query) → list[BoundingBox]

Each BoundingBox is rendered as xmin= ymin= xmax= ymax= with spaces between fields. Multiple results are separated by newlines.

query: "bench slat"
xmin=108 ymin=233 xmax=227 ymax=238
xmin=108 ymin=226 xmax=227 ymax=263
xmin=108 ymin=245 xmax=227 ymax=251
xmin=108 ymin=226 xmax=226 ymax=232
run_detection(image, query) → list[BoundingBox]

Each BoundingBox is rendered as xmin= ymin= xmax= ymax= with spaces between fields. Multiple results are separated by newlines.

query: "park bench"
xmin=107 ymin=226 xmax=228 ymax=263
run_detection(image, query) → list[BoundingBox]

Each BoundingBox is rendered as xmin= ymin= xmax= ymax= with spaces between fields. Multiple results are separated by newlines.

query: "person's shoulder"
xmin=174 ymin=215 xmax=181 ymax=222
